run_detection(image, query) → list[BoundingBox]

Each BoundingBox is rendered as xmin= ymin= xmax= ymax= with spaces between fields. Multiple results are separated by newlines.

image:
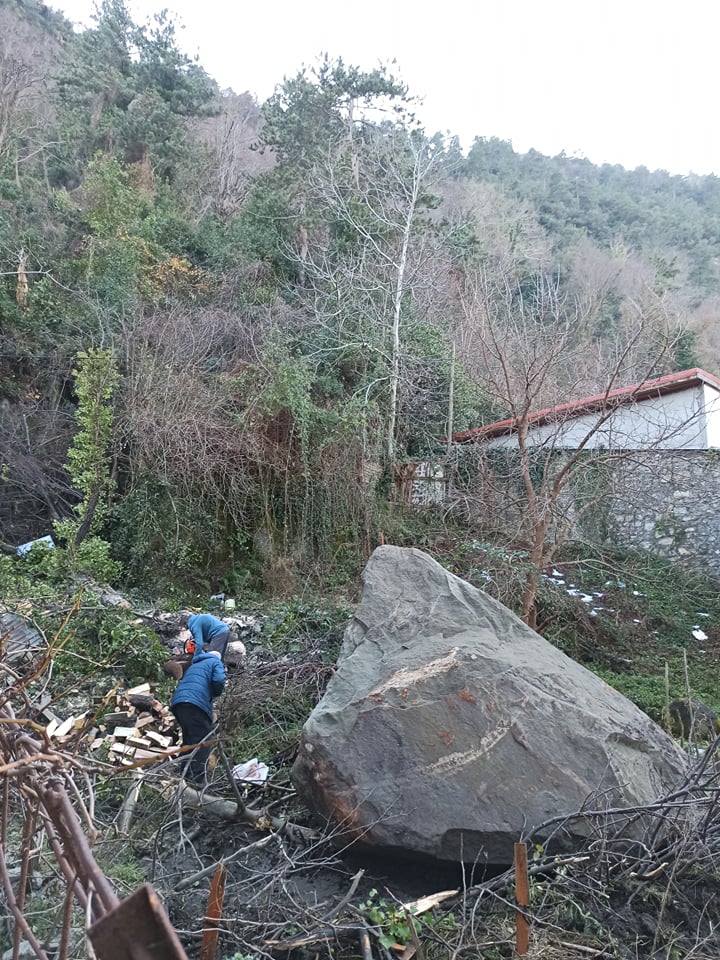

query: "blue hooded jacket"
xmin=188 ymin=614 xmax=229 ymax=652
xmin=171 ymin=651 xmax=226 ymax=720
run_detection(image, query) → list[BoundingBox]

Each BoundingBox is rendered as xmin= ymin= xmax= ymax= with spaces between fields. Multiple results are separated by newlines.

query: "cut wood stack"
xmin=99 ymin=683 xmax=179 ymax=765
xmin=42 ymin=682 xmax=179 ymax=766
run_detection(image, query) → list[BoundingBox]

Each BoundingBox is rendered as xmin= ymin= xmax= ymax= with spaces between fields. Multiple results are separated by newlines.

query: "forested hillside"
xmin=2 ymin=0 xmax=719 ymax=597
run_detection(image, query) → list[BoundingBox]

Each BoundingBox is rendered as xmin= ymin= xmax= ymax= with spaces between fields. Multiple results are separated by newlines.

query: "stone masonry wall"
xmin=602 ymin=450 xmax=720 ymax=580
xmin=453 ymin=448 xmax=720 ymax=582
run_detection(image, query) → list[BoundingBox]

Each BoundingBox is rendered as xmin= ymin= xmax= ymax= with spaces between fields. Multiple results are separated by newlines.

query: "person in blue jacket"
xmin=171 ymin=648 xmax=226 ymax=784
xmin=186 ymin=613 xmax=231 ymax=661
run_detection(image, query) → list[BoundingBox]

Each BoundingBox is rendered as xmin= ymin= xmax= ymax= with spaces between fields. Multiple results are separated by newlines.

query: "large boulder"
xmin=291 ymin=546 xmax=689 ymax=864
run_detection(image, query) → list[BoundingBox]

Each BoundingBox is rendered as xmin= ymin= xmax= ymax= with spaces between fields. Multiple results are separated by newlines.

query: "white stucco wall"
xmin=486 ymin=384 xmax=720 ymax=451
xmin=703 ymin=383 xmax=720 ymax=448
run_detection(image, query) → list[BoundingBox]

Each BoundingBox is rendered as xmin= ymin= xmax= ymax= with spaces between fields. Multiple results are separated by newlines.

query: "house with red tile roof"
xmin=452 ymin=368 xmax=720 ymax=451
xmin=446 ymin=368 xmax=720 ymax=581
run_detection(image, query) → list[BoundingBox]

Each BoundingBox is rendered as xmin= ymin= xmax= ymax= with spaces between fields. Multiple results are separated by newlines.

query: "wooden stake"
xmin=514 ymin=841 xmax=529 ymax=956
xmin=199 ymin=862 xmax=226 ymax=960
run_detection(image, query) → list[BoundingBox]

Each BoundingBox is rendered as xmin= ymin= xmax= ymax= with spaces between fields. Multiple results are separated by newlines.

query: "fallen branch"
xmin=264 ymin=922 xmax=370 ymax=951
xmin=117 ymin=770 xmax=144 ymax=834
xmin=272 ymin=887 xmax=461 ymax=959
xmin=174 ymin=833 xmax=278 ymax=892
xmin=158 ymin=780 xmax=319 ymax=842
xmin=358 ymin=927 xmax=373 ymax=960
xmin=321 ymin=868 xmax=365 ymax=922
xmin=556 ymin=941 xmax=609 ymax=956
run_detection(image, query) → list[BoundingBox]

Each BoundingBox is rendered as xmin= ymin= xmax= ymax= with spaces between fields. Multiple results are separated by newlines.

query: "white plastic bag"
xmin=232 ymin=758 xmax=269 ymax=785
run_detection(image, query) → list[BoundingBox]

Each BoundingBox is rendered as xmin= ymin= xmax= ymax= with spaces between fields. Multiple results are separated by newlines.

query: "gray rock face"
xmin=291 ymin=546 xmax=689 ymax=864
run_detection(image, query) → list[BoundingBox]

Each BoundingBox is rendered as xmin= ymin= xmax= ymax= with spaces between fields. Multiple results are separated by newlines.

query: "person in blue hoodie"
xmin=186 ymin=613 xmax=231 ymax=661
xmin=171 ymin=647 xmax=226 ymax=784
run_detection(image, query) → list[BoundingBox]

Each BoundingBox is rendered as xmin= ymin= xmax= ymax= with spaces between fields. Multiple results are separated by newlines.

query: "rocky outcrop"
xmin=292 ymin=546 xmax=689 ymax=864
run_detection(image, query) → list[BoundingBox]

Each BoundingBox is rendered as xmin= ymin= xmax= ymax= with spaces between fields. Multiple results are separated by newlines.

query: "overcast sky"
xmin=50 ymin=0 xmax=720 ymax=177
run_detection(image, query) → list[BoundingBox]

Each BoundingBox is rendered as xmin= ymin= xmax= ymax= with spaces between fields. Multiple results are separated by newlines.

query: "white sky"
xmin=50 ymin=0 xmax=720 ymax=176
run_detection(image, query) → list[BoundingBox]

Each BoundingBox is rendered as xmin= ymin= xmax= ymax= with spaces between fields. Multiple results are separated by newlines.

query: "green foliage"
xmin=64 ymin=533 xmax=123 ymax=583
xmin=54 ymin=0 xmax=216 ymax=183
xmin=0 ymin=544 xmax=63 ymax=601
xmin=97 ymin=846 xmax=147 ymax=895
xmin=236 ymin=344 xmax=380 ymax=566
xmin=260 ymin=598 xmax=349 ymax=655
xmin=672 ymin=328 xmax=700 ymax=370
xmin=65 ymin=347 xmax=118 ymax=517
xmin=54 ymin=347 xmax=120 ymax=579
xmin=96 ymin=612 xmax=168 ymax=680
xmin=46 ymin=606 xmax=168 ymax=682
xmin=107 ymin=475 xmax=245 ymax=597
xmin=0 ymin=555 xmax=166 ymax=683
xmin=0 ymin=536 xmax=121 ymax=600
xmin=358 ymin=889 xmax=412 ymax=949
xmin=535 ymin=546 xmax=720 ymax=722
xmin=258 ymin=55 xmax=410 ymax=167
xmin=592 ymin=668 xmax=667 ymax=722
xmin=461 ymin=138 xmax=720 ymax=292
xmin=221 ymin=599 xmax=347 ymax=760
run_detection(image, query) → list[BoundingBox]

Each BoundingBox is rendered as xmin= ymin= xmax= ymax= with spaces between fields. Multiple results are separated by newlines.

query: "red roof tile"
xmin=451 ymin=368 xmax=720 ymax=443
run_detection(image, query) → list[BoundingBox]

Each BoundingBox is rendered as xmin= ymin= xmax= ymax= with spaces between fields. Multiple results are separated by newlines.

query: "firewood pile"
xmin=44 ymin=682 xmax=180 ymax=766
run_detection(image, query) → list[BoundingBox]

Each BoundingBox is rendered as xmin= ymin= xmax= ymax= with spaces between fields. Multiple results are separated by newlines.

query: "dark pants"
xmin=172 ymin=702 xmax=213 ymax=784
xmin=207 ymin=629 xmax=230 ymax=660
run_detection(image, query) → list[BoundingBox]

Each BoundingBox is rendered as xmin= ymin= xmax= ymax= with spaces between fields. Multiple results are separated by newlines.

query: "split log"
xmin=104 ymin=711 xmax=133 ymax=726
xmin=135 ymin=715 xmax=155 ymax=729
xmin=146 ymin=730 xmax=172 ymax=749
xmin=127 ymin=694 xmax=155 ymax=712
xmin=111 ymin=726 xmax=138 ymax=740
xmin=199 ymin=863 xmax=226 ymax=960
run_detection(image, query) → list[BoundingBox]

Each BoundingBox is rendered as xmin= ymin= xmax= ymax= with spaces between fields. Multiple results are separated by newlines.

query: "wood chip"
xmin=53 ymin=716 xmax=74 ymax=739
xmin=401 ymin=889 xmax=459 ymax=914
